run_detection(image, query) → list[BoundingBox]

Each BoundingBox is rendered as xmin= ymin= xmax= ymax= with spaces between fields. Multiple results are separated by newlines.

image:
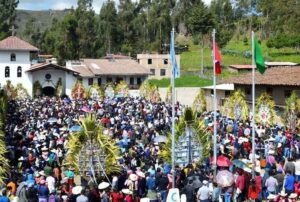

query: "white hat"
xmin=268 ymin=137 xmax=275 ymax=142
xmin=289 ymin=193 xmax=297 ymax=199
xmin=18 ymin=156 xmax=24 ymax=161
xmin=202 ymin=180 xmax=208 ymax=185
xmin=39 ymin=171 xmax=46 ymax=176
xmin=255 ymin=166 xmax=261 ymax=173
xmin=122 ymin=189 xmax=132 ymax=195
xmin=243 ymin=167 xmax=252 ymax=173
xmin=208 ymin=123 xmax=213 ymax=127
xmin=62 ymin=195 xmax=68 ymax=200
xmin=267 ymin=194 xmax=276 ymax=200
xmin=224 ymin=139 xmax=230 ymax=144
xmin=41 ymin=147 xmax=48 ymax=151
xmin=279 ymin=190 xmax=287 ymax=197
xmin=278 ymin=143 xmax=282 ymax=148
xmin=98 ymin=182 xmax=110 ymax=190
xmin=72 ymin=186 xmax=83 ymax=195
xmin=268 ymin=150 xmax=275 ymax=155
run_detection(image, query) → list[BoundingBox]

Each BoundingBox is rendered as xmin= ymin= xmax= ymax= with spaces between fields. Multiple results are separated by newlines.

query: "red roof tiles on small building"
xmin=222 ymin=66 xmax=300 ymax=86
xmin=0 ymin=36 xmax=39 ymax=51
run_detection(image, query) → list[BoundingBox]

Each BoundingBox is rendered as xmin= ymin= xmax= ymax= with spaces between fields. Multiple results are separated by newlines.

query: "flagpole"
xmin=251 ymin=31 xmax=256 ymax=177
xmin=171 ymin=28 xmax=176 ymax=188
xmin=212 ymin=28 xmax=217 ymax=179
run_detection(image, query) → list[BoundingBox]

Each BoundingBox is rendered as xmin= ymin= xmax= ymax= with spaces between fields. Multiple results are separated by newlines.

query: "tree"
xmin=76 ymin=0 xmax=98 ymax=58
xmin=0 ymin=0 xmax=19 ymax=40
xmin=187 ymin=1 xmax=215 ymax=36
xmin=98 ymin=0 xmax=119 ymax=55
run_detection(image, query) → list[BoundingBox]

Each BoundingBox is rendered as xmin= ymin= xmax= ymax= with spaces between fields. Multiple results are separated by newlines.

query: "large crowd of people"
xmin=0 ymin=95 xmax=300 ymax=202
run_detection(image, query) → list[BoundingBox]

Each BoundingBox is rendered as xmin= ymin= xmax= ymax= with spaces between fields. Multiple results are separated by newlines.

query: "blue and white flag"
xmin=169 ymin=30 xmax=180 ymax=78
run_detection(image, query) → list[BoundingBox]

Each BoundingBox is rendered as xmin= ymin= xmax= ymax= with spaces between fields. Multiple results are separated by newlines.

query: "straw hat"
xmin=98 ymin=182 xmax=110 ymax=190
xmin=72 ymin=186 xmax=83 ymax=195
xmin=122 ymin=189 xmax=132 ymax=195
xmin=289 ymin=193 xmax=297 ymax=199
xmin=279 ymin=190 xmax=287 ymax=197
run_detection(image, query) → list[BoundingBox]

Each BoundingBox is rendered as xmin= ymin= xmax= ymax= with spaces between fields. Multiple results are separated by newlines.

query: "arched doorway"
xmin=42 ymin=86 xmax=55 ymax=96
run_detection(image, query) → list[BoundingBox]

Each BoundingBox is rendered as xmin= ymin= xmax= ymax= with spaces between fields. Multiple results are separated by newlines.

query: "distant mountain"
xmin=15 ymin=9 xmax=70 ymax=39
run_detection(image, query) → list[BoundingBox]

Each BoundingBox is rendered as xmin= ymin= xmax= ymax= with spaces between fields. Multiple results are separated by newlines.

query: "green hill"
xmin=15 ymin=9 xmax=69 ymax=40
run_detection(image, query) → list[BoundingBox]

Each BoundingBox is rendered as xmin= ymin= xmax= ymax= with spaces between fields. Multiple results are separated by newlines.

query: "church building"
xmin=0 ymin=36 xmax=149 ymax=98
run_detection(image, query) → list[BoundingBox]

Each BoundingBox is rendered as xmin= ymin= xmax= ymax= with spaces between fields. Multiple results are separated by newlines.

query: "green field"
xmin=180 ymin=39 xmax=300 ymax=72
xmin=148 ymin=75 xmax=213 ymax=88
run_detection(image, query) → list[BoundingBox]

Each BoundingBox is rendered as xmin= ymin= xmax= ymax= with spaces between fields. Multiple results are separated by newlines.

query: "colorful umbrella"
xmin=232 ymin=159 xmax=248 ymax=169
xmin=217 ymin=155 xmax=232 ymax=167
xmin=216 ymin=170 xmax=234 ymax=187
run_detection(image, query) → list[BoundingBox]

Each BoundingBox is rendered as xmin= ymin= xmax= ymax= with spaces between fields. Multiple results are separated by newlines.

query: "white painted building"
xmin=0 ymin=36 xmax=38 ymax=95
xmin=66 ymin=56 xmax=149 ymax=90
xmin=0 ymin=36 xmax=149 ymax=98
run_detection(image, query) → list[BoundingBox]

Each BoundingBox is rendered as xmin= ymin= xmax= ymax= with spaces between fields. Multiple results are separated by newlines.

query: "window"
xmin=164 ymin=59 xmax=168 ymax=65
xmin=160 ymin=69 xmax=166 ymax=76
xmin=225 ymin=90 xmax=231 ymax=97
xmin=17 ymin=66 xmax=22 ymax=77
xmin=5 ymin=66 xmax=9 ymax=78
xmin=285 ymin=90 xmax=292 ymax=98
xmin=107 ymin=77 xmax=113 ymax=83
xmin=245 ymin=87 xmax=251 ymax=95
xmin=45 ymin=73 xmax=51 ymax=80
xmin=116 ymin=77 xmax=123 ymax=83
xmin=88 ymin=78 xmax=93 ymax=86
xmin=148 ymin=59 xmax=152 ymax=64
xmin=97 ymin=78 xmax=102 ymax=86
xmin=10 ymin=53 xmax=16 ymax=61
xmin=137 ymin=78 xmax=142 ymax=85
xmin=150 ymin=69 xmax=155 ymax=75
xmin=266 ymin=87 xmax=273 ymax=96
xmin=130 ymin=77 xmax=134 ymax=85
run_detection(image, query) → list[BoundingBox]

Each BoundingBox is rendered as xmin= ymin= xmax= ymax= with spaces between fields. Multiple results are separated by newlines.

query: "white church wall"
xmin=0 ymin=51 xmax=32 ymax=95
xmin=32 ymin=68 xmax=66 ymax=89
xmin=65 ymin=72 xmax=77 ymax=97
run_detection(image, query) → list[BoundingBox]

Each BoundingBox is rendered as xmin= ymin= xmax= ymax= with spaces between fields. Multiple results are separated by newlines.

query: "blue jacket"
xmin=38 ymin=185 xmax=49 ymax=198
xmin=284 ymin=175 xmax=295 ymax=191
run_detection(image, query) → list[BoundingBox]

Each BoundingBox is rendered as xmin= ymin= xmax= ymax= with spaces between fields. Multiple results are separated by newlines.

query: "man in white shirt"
xmin=197 ymin=180 xmax=211 ymax=202
xmin=46 ymin=174 xmax=56 ymax=193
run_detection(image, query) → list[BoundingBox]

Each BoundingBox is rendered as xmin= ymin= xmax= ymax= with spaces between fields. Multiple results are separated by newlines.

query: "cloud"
xmin=51 ymin=1 xmax=75 ymax=10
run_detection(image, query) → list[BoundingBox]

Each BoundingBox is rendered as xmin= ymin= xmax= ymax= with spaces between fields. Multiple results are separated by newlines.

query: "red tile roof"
xmin=222 ymin=66 xmax=300 ymax=86
xmin=27 ymin=63 xmax=79 ymax=74
xmin=229 ymin=65 xmax=253 ymax=70
xmin=77 ymin=58 xmax=150 ymax=76
xmin=0 ymin=36 xmax=39 ymax=51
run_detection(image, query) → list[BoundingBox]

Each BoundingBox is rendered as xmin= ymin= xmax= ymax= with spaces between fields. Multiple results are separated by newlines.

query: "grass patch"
xmin=148 ymin=75 xmax=213 ymax=88
xmin=180 ymin=39 xmax=300 ymax=72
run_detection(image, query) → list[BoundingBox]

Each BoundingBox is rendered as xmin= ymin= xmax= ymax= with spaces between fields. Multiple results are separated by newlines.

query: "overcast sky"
xmin=18 ymin=0 xmax=212 ymax=14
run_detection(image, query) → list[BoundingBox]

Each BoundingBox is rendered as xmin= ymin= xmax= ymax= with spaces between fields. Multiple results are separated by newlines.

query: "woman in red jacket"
xmin=248 ymin=179 xmax=259 ymax=201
